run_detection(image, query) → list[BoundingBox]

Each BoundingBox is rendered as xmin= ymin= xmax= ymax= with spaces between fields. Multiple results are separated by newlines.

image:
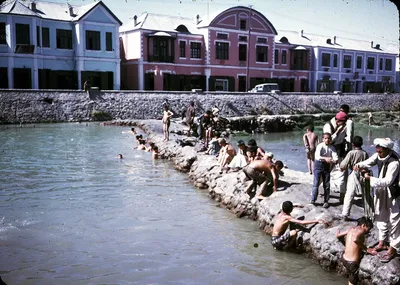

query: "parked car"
xmin=249 ymin=83 xmax=280 ymax=93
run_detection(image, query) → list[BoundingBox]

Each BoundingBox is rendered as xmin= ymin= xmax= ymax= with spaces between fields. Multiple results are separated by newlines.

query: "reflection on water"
xmin=0 ymin=123 xmax=349 ymax=284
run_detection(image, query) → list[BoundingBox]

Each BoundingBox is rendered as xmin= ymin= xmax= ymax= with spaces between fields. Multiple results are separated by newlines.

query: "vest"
xmin=377 ymin=152 xmax=400 ymax=198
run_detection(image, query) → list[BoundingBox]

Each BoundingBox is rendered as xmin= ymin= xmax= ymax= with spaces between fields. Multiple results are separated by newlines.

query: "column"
xmin=75 ymin=23 xmax=84 ymax=89
xmin=115 ymin=60 xmax=121 ymax=90
xmin=6 ymin=16 xmax=13 ymax=88
xmin=205 ymin=68 xmax=211 ymax=91
xmin=32 ymin=18 xmax=38 ymax=89
xmin=138 ymin=58 xmax=144 ymax=90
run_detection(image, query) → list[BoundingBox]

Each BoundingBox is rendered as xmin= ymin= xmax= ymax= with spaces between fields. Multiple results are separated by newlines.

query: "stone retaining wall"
xmin=0 ymin=89 xmax=399 ymax=124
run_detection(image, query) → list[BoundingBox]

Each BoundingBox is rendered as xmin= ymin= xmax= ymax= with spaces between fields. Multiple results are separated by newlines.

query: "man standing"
xmin=324 ymin=110 xmax=351 ymax=195
xmin=185 ymin=101 xmax=195 ymax=136
xmin=324 ymin=110 xmax=348 ymax=159
xmin=303 ymin=125 xmax=319 ymax=175
xmin=310 ymin=133 xmax=338 ymax=208
xmin=339 ymin=136 xmax=370 ymax=219
xmin=355 ymin=138 xmax=400 ymax=263
xmin=326 ymin=104 xmax=354 ymax=156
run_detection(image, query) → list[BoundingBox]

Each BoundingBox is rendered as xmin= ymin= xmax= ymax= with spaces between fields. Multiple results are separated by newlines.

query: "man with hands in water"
xmin=271 ymin=201 xmax=326 ymax=250
xmin=336 ymin=217 xmax=375 ymax=285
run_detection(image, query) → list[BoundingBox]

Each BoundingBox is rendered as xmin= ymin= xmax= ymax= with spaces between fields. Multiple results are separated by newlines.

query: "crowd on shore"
xmin=121 ymin=100 xmax=399 ymax=285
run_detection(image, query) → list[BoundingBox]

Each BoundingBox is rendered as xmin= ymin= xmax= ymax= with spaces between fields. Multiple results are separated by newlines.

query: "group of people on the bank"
xmin=298 ymin=103 xmax=400 ymax=284
xmin=159 ymin=100 xmax=399 ymax=278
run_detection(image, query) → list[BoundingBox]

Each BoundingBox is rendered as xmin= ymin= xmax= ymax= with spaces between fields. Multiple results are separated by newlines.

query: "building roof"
xmin=276 ymin=29 xmax=398 ymax=55
xmin=120 ymin=12 xmax=199 ymax=35
xmin=0 ymin=0 xmax=122 ymax=25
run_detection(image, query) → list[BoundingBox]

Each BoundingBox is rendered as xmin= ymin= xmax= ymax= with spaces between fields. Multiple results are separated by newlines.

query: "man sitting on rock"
xmin=218 ymin=138 xmax=236 ymax=168
xmin=242 ymin=159 xmax=284 ymax=199
xmin=336 ymin=217 xmax=375 ymax=285
xmin=272 ymin=201 xmax=326 ymax=250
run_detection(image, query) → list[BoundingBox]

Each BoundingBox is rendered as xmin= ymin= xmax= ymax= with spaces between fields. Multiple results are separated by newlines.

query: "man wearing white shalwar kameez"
xmin=355 ymin=138 xmax=400 ymax=263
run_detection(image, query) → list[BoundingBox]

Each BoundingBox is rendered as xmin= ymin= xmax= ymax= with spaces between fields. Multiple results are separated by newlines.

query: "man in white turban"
xmin=354 ymin=138 xmax=400 ymax=263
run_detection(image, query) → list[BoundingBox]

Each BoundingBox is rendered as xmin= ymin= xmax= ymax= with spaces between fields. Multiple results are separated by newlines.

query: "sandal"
xmin=380 ymin=252 xmax=396 ymax=263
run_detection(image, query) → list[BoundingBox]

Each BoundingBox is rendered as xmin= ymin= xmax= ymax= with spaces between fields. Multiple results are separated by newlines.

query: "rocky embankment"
xmin=105 ymin=118 xmax=400 ymax=285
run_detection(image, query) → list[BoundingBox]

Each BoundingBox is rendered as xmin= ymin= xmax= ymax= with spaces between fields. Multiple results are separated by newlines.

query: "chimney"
xmin=333 ymin=36 xmax=336 ymax=44
xmin=30 ymin=1 xmax=36 ymax=11
xmin=196 ymin=14 xmax=200 ymax=25
xmin=300 ymin=30 xmax=304 ymax=37
xmin=133 ymin=15 xmax=137 ymax=26
xmin=371 ymin=41 xmax=373 ymax=48
xmin=68 ymin=4 xmax=74 ymax=17
xmin=375 ymin=44 xmax=380 ymax=49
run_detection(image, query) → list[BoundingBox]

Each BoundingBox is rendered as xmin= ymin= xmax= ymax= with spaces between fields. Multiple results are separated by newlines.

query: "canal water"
xmin=1 ymin=122 xmax=395 ymax=285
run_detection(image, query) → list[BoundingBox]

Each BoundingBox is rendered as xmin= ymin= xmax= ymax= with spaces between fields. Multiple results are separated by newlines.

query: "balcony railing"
xmin=148 ymin=55 xmax=174 ymax=63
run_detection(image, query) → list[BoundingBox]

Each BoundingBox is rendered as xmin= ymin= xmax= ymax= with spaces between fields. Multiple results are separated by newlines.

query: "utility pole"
xmin=246 ymin=5 xmax=253 ymax=91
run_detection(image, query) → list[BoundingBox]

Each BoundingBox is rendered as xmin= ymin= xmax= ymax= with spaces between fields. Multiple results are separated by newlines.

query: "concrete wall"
xmin=0 ymin=89 xmax=399 ymax=123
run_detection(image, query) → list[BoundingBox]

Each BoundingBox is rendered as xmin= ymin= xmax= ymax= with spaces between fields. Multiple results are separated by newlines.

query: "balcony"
xmin=15 ymin=44 xmax=35 ymax=54
xmin=148 ymin=55 xmax=174 ymax=63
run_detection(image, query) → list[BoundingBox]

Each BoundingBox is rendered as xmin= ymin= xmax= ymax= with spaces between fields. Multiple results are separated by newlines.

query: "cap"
xmin=335 ymin=111 xmax=348 ymax=121
xmin=237 ymin=140 xmax=245 ymax=146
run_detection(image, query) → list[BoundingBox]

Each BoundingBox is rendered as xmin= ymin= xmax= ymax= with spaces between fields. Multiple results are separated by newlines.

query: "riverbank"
xmin=106 ymin=118 xmax=400 ymax=285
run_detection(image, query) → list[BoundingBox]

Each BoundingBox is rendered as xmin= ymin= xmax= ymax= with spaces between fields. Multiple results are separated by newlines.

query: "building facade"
xmin=120 ymin=6 xmax=397 ymax=93
xmin=0 ymin=0 xmax=122 ymax=90
xmin=120 ymin=6 xmax=312 ymax=92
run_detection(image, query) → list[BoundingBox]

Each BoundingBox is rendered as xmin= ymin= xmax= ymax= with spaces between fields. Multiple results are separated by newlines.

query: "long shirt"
xmin=315 ymin=142 xmax=339 ymax=163
xmin=356 ymin=152 xmax=399 ymax=190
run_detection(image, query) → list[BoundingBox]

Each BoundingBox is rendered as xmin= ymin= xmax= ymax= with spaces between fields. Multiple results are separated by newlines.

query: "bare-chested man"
xmin=303 ymin=125 xmax=319 ymax=174
xmin=336 ymin=217 xmax=375 ymax=285
xmin=242 ymin=159 xmax=284 ymax=199
xmin=271 ymin=201 xmax=326 ymax=250
xmin=218 ymin=138 xmax=236 ymax=168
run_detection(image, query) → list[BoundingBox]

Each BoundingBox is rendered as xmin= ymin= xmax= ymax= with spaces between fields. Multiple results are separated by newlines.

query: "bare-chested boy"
xmin=272 ymin=201 xmax=326 ymax=250
xmin=336 ymin=217 xmax=375 ymax=285
xmin=303 ymin=125 xmax=319 ymax=174
xmin=152 ymin=146 xmax=159 ymax=160
xmin=218 ymin=138 xmax=236 ymax=168
xmin=243 ymin=159 xmax=284 ymax=199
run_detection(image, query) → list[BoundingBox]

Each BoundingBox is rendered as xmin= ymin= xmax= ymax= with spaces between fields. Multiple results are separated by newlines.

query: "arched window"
xmin=176 ymin=25 xmax=189 ymax=33
xmin=280 ymin=37 xmax=288 ymax=43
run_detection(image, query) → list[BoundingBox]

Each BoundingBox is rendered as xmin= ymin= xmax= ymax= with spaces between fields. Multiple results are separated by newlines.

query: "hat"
xmin=335 ymin=111 xmax=348 ymax=121
xmin=374 ymin=138 xmax=394 ymax=150
xmin=237 ymin=140 xmax=245 ymax=146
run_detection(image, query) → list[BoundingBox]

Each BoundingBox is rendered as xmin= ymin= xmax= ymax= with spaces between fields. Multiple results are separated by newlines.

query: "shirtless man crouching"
xmin=336 ymin=217 xmax=375 ymax=285
xmin=242 ymin=159 xmax=283 ymax=199
xmin=271 ymin=201 xmax=326 ymax=250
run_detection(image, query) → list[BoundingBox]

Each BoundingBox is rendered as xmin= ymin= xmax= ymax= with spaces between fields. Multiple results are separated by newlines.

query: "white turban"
xmin=373 ymin=138 xmax=394 ymax=150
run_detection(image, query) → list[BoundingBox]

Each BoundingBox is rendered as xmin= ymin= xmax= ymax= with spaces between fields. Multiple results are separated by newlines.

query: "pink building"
xmin=120 ymin=6 xmax=311 ymax=92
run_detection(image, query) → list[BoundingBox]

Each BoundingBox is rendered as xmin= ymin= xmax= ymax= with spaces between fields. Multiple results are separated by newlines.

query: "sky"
xmin=56 ymin=0 xmax=399 ymax=46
